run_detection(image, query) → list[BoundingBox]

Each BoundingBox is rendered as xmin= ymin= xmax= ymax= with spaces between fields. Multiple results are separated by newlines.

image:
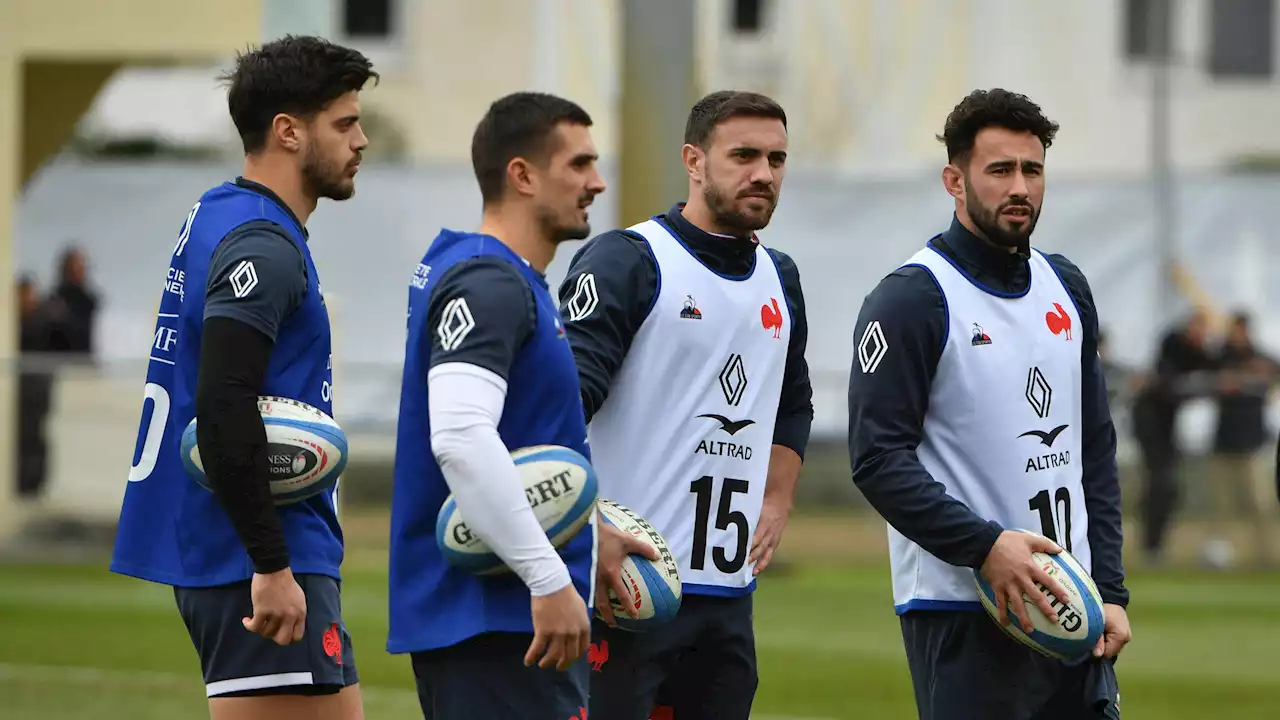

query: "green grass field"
xmin=1 ymin=513 xmax=1276 ymax=719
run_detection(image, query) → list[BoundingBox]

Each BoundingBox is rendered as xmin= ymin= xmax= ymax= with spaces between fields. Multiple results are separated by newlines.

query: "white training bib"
xmin=586 ymin=218 xmax=789 ymax=592
xmin=886 ymin=245 xmax=1089 ymax=612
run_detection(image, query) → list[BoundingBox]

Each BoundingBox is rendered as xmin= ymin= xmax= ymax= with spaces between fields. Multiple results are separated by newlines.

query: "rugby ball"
xmin=181 ymin=396 xmax=347 ymax=505
xmin=974 ymin=529 xmax=1106 ymax=662
xmin=437 ymin=445 xmax=598 ymax=575
xmin=597 ymin=499 xmax=681 ymax=632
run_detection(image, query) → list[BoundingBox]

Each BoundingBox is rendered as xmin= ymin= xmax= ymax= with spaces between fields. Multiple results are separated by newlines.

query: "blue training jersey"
xmin=110 ymin=182 xmax=343 ymax=587
xmin=386 ymin=229 xmax=595 ymax=654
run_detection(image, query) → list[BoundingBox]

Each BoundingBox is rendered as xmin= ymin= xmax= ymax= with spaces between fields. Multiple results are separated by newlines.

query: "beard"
xmin=703 ymin=177 xmax=776 ymax=237
xmin=964 ymin=177 xmax=1038 ymax=248
xmin=302 ymin=142 xmax=356 ymax=201
xmin=537 ymin=197 xmax=593 ymax=244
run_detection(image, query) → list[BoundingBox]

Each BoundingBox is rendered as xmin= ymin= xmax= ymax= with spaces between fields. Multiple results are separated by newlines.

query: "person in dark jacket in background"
xmin=17 ymin=275 xmax=54 ymax=498
xmin=46 ymin=246 xmax=99 ymax=357
xmin=1131 ymin=308 xmax=1217 ymax=566
xmin=1207 ymin=310 xmax=1278 ymax=567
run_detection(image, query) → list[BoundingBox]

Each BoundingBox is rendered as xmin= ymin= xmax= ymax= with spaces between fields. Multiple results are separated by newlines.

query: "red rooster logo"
xmin=761 ymin=297 xmax=783 ymax=339
xmin=1045 ymin=302 xmax=1072 ymax=340
xmin=588 ymin=639 xmax=609 ymax=671
xmin=322 ymin=623 xmax=343 ymax=665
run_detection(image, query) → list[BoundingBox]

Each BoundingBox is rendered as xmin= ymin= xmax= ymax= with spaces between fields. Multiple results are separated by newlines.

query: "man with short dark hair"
xmin=558 ymin=89 xmax=814 ymax=720
xmin=110 ymin=35 xmax=377 ymax=719
xmin=386 ymin=91 xmax=653 ymax=720
xmin=847 ymin=88 xmax=1131 ymax=719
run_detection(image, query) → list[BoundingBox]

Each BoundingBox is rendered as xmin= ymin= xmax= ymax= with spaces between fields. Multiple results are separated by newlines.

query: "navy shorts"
xmin=900 ymin=610 xmax=1121 ymax=720
xmin=589 ymin=593 xmax=758 ymax=720
xmin=173 ymin=573 xmax=358 ymax=698
xmin=411 ymin=631 xmax=589 ymax=720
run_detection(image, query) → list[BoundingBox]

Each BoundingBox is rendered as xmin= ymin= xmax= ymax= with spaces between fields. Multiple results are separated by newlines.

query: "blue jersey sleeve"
xmin=847 ymin=266 xmax=1004 ymax=569
xmin=557 ymin=230 xmax=658 ymax=421
xmin=1045 ymin=253 xmax=1129 ymax=608
xmin=425 ymin=257 xmax=536 ymax=380
xmin=204 ymin=221 xmax=307 ymax=341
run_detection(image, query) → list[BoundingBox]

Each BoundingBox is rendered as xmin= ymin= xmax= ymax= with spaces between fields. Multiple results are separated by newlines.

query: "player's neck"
xmin=241 ymin=157 xmax=318 ymax=226
xmin=478 ymin=208 xmax=554 ymax=273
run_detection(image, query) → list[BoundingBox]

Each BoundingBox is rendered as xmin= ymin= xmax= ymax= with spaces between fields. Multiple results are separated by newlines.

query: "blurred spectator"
xmin=17 ymin=275 xmax=54 ymax=499
xmin=1098 ymin=328 xmax=1140 ymax=410
xmin=1131 ymin=307 xmax=1217 ymax=565
xmin=1207 ymin=311 xmax=1278 ymax=566
xmin=46 ymin=246 xmax=99 ymax=357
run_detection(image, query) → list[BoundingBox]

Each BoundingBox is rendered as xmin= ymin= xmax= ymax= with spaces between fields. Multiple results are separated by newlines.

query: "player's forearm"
xmin=194 ymin=317 xmax=290 ymax=574
xmin=764 ymin=444 xmax=802 ymax=508
xmin=428 ymin=363 xmax=572 ymax=596
xmin=852 ymin=451 xmax=1003 ymax=568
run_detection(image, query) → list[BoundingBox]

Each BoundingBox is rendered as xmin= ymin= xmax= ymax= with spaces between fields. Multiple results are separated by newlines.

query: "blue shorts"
xmin=173 ymin=574 xmax=359 ymax=698
xmin=411 ymin=631 xmax=589 ymax=720
xmin=900 ymin=610 xmax=1121 ymax=720
xmin=590 ymin=593 xmax=758 ymax=720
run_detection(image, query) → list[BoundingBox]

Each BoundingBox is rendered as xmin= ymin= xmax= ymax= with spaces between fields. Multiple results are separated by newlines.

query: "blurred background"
xmin=3 ymin=0 xmax=1280 ymax=718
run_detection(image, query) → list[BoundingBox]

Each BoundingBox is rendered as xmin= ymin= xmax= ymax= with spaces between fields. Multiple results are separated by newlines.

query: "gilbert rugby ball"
xmin=597 ymin=499 xmax=681 ymax=632
xmin=437 ymin=445 xmax=598 ymax=575
xmin=974 ymin=529 xmax=1105 ymax=662
xmin=181 ymin=396 xmax=347 ymax=505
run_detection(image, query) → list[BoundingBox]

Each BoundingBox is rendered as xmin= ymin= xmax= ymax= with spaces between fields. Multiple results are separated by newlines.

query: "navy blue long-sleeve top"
xmin=558 ymin=203 xmax=815 ymax=460
xmin=847 ymin=215 xmax=1129 ymax=608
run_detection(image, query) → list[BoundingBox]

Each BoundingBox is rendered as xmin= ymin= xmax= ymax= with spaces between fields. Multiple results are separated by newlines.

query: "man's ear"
xmin=942 ymin=163 xmax=965 ymax=202
xmin=506 ymin=156 xmax=538 ymax=198
xmin=682 ymin=144 xmax=705 ymax=182
xmin=271 ymin=113 xmax=304 ymax=153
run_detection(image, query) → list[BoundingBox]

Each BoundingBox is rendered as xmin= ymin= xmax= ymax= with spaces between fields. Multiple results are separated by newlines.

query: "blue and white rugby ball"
xmin=181 ymin=396 xmax=348 ymax=505
xmin=597 ymin=499 xmax=681 ymax=632
xmin=436 ymin=445 xmax=598 ymax=575
xmin=974 ymin=529 xmax=1105 ymax=662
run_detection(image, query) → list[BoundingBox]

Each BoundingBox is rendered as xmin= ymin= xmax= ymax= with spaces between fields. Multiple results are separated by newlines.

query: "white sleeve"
xmin=427 ymin=361 xmax=573 ymax=596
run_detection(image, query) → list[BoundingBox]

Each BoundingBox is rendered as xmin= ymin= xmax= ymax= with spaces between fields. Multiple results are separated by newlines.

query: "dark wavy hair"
xmin=220 ymin=35 xmax=379 ymax=154
xmin=938 ymin=89 xmax=1059 ymax=167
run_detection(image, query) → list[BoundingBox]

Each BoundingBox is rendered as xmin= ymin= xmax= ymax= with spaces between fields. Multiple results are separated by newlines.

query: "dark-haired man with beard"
xmin=558 ymin=90 xmax=814 ymax=720
xmin=847 ymin=88 xmax=1131 ymax=719
xmin=111 ymin=35 xmax=375 ymax=720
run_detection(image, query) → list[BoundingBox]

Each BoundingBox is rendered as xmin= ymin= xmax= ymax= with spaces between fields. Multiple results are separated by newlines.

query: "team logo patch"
xmin=1046 ymin=302 xmax=1073 ymax=340
xmin=761 ymin=297 xmax=784 ymax=338
xmin=680 ymin=295 xmax=702 ymax=319
xmin=566 ymin=273 xmax=599 ymax=321
xmin=322 ymin=623 xmax=343 ymax=665
xmin=588 ymin=639 xmax=609 ymax=671
xmin=437 ymin=297 xmax=476 ymax=351
xmin=971 ymin=322 xmax=992 ymax=346
xmin=858 ymin=321 xmax=888 ymax=374
xmin=230 ymin=260 xmax=259 ymax=298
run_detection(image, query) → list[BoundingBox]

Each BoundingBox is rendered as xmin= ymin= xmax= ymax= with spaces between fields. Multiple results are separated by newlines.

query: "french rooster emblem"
xmin=761 ymin=298 xmax=783 ymax=339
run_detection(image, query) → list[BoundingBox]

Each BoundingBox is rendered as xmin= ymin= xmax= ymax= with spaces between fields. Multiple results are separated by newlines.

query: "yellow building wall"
xmin=0 ymin=0 xmax=262 ymax=539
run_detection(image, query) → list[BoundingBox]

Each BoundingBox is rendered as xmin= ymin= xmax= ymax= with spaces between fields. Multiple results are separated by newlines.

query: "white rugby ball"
xmin=597 ymin=499 xmax=681 ymax=632
xmin=974 ymin=529 xmax=1105 ymax=662
xmin=181 ymin=396 xmax=347 ymax=505
xmin=436 ymin=445 xmax=598 ymax=575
